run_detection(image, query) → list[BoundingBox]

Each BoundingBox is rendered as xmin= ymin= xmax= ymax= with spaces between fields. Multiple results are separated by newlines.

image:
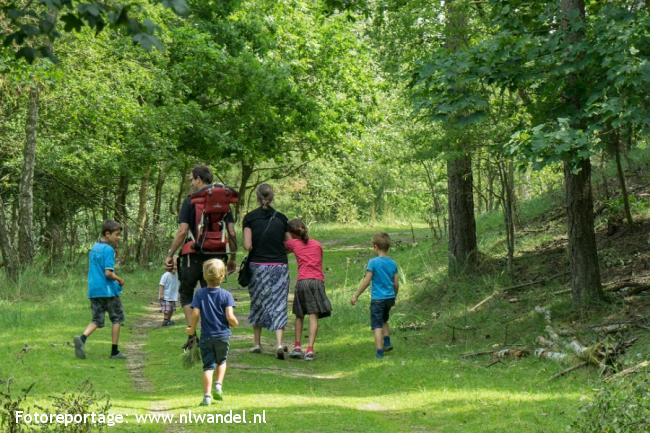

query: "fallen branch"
xmin=504 ymin=271 xmax=569 ymax=292
xmin=604 ymin=280 xmax=650 ymax=295
xmin=468 ymin=290 xmax=499 ymax=312
xmin=604 ymin=360 xmax=650 ymax=382
xmin=469 ymin=272 xmax=569 ymax=312
xmin=549 ymin=362 xmax=589 ymax=381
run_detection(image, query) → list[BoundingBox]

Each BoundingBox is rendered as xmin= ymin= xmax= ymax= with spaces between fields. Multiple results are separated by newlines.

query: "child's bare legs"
xmin=307 ymin=314 xmax=318 ymax=349
xmin=294 ymin=317 xmax=303 ymax=347
xmin=373 ymin=327 xmax=384 ymax=350
xmin=83 ymin=322 xmax=98 ymax=337
xmin=203 ymin=363 xmax=227 ymax=400
xmin=382 ymin=322 xmax=390 ymax=339
xmin=203 ymin=369 xmax=214 ymax=396
xmin=112 ymin=323 xmax=120 ymax=344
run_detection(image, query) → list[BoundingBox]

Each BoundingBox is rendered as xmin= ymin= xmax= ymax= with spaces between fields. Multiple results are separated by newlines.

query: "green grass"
xmin=0 ymin=212 xmax=620 ymax=433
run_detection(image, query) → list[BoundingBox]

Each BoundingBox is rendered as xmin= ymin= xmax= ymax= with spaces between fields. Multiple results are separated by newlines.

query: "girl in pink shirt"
xmin=285 ymin=219 xmax=332 ymax=361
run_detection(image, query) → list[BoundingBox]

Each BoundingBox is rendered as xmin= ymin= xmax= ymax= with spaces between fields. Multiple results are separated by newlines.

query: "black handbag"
xmin=238 ymin=255 xmax=251 ymax=287
xmin=237 ymin=211 xmax=276 ymax=287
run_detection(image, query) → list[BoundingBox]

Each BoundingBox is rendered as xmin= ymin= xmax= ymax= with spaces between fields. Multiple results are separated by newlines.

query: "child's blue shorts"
xmin=370 ymin=298 xmax=395 ymax=330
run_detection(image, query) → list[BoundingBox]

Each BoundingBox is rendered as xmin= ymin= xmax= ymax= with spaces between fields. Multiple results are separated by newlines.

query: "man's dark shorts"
xmin=200 ymin=337 xmax=230 ymax=370
xmin=177 ymin=254 xmax=226 ymax=306
xmin=370 ymin=298 xmax=395 ymax=330
xmin=90 ymin=297 xmax=125 ymax=328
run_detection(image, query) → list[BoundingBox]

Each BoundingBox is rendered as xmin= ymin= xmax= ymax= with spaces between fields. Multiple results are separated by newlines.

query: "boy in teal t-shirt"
xmin=351 ymin=232 xmax=399 ymax=359
xmin=74 ymin=220 xmax=126 ymax=360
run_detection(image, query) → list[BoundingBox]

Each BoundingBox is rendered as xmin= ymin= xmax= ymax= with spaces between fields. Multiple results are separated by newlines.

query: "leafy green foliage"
xmin=572 ymin=376 xmax=650 ymax=433
xmin=1 ymin=0 xmax=188 ymax=63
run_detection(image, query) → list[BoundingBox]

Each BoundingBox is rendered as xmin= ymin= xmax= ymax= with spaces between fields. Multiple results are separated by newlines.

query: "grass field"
xmin=2 ymin=201 xmax=642 ymax=433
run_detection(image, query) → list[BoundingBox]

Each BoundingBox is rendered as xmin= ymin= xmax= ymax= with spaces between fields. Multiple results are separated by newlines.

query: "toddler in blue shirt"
xmin=187 ymin=259 xmax=239 ymax=406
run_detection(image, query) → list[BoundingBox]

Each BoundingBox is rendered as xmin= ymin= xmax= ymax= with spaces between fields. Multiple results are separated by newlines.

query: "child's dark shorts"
xmin=200 ymin=337 xmax=230 ymax=371
xmin=90 ymin=297 xmax=125 ymax=328
xmin=370 ymin=298 xmax=395 ymax=330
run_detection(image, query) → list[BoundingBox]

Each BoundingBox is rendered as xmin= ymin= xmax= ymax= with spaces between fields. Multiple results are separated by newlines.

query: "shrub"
xmin=572 ymin=376 xmax=650 ymax=433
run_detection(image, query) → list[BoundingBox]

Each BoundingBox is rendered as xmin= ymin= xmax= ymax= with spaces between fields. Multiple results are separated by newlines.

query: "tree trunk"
xmin=422 ymin=161 xmax=442 ymax=240
xmin=152 ymin=164 xmax=166 ymax=227
xmin=115 ymin=169 xmax=130 ymax=257
xmin=487 ymin=162 xmax=495 ymax=211
xmin=18 ymin=84 xmax=39 ymax=269
xmin=560 ymin=0 xmax=603 ymax=310
xmin=476 ymin=155 xmax=483 ymax=214
xmin=599 ymin=153 xmax=610 ymax=201
xmin=237 ymin=162 xmax=254 ymax=220
xmin=447 ymin=153 xmax=478 ymax=274
xmin=135 ymin=167 xmax=151 ymax=264
xmin=564 ymin=159 xmax=603 ymax=307
xmin=613 ymin=135 xmax=633 ymax=225
xmin=498 ymin=159 xmax=516 ymax=274
xmin=44 ymin=198 xmax=65 ymax=273
xmin=444 ymin=0 xmax=478 ymax=274
xmin=0 ymin=195 xmax=19 ymax=281
xmin=175 ymin=163 xmax=190 ymax=216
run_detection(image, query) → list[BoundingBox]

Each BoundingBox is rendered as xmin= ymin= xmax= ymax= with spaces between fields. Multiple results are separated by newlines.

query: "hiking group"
xmin=72 ymin=165 xmax=399 ymax=405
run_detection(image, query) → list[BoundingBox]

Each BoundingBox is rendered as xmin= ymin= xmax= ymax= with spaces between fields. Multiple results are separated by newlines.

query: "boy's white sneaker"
xmin=200 ymin=395 xmax=212 ymax=406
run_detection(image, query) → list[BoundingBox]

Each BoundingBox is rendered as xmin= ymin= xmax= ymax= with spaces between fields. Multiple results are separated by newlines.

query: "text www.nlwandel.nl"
xmin=14 ymin=410 xmax=267 ymax=426
xmin=134 ymin=410 xmax=266 ymax=425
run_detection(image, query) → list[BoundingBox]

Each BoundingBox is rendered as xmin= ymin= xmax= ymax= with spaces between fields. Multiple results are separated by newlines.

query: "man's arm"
xmin=226 ymin=222 xmax=238 ymax=273
xmin=351 ymin=271 xmax=373 ymax=305
xmin=165 ymin=222 xmax=189 ymax=268
xmin=186 ymin=307 xmax=200 ymax=336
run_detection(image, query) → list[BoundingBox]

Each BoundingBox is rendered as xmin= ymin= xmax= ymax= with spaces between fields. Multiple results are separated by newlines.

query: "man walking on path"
xmin=165 ymin=165 xmax=238 ymax=347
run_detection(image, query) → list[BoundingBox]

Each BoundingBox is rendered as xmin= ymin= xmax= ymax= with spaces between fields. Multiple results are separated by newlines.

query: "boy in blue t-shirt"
xmin=351 ymin=232 xmax=399 ymax=359
xmin=187 ymin=259 xmax=239 ymax=406
xmin=74 ymin=220 xmax=126 ymax=360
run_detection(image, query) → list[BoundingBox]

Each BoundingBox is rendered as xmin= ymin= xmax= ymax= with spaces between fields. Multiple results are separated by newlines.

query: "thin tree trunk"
xmin=0 ymin=195 xmax=19 ymax=281
xmin=476 ymin=155 xmax=483 ymax=214
xmin=422 ymin=161 xmax=442 ymax=240
xmin=237 ymin=162 xmax=254 ymax=220
xmin=599 ymin=152 xmax=610 ymax=200
xmin=115 ymin=170 xmax=130 ymax=258
xmin=135 ymin=167 xmax=151 ymax=264
xmin=18 ymin=84 xmax=39 ymax=269
xmin=175 ymin=163 xmax=190 ymax=216
xmin=152 ymin=164 xmax=166 ymax=227
xmin=498 ymin=159 xmax=516 ymax=274
xmin=447 ymin=153 xmax=478 ymax=274
xmin=44 ymin=198 xmax=65 ymax=273
xmin=564 ymin=160 xmax=603 ymax=307
xmin=487 ymin=162 xmax=495 ymax=211
xmin=560 ymin=0 xmax=603 ymax=310
xmin=613 ymin=134 xmax=633 ymax=225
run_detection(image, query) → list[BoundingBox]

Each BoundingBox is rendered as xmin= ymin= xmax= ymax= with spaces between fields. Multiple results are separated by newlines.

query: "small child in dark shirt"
xmin=187 ymin=259 xmax=239 ymax=406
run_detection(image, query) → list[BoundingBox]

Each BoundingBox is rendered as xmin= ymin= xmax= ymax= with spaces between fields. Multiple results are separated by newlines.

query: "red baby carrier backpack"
xmin=180 ymin=184 xmax=239 ymax=255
